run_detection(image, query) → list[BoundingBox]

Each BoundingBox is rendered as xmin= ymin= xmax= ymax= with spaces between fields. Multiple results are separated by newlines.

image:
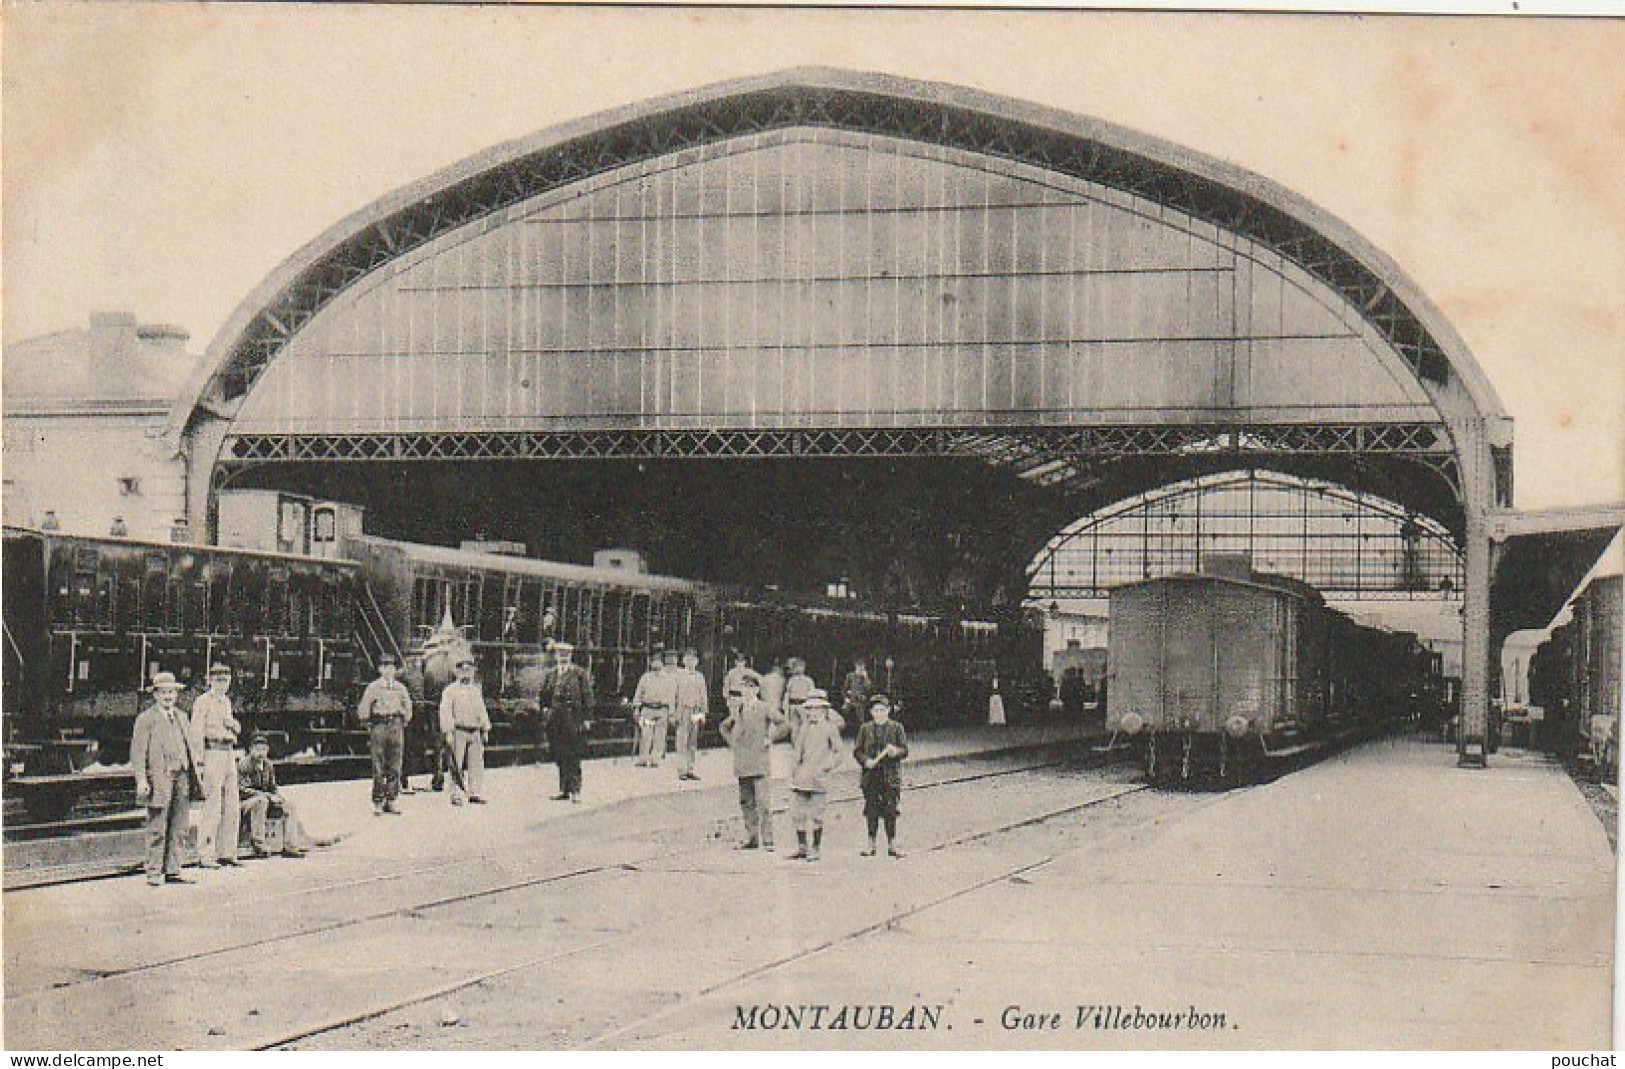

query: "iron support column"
xmin=1457 ymin=418 xmax=1495 ymax=767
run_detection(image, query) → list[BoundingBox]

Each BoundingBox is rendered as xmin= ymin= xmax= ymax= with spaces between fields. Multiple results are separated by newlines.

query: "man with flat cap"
xmin=783 ymin=657 xmax=816 ymax=741
xmin=631 ymin=649 xmax=673 ymax=768
xmin=674 ymin=648 xmax=709 ymax=781
xmin=190 ymin=662 xmax=243 ymax=869
xmin=358 ymin=654 xmax=414 ymax=815
xmin=440 ymin=654 xmax=492 ymax=806
xmin=130 ymin=671 xmax=201 ymax=886
xmin=540 ymin=641 xmax=594 ymax=802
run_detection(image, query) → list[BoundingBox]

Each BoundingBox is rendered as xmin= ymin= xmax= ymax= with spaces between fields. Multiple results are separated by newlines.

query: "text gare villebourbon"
xmin=1001 ymin=1004 xmax=1235 ymax=1032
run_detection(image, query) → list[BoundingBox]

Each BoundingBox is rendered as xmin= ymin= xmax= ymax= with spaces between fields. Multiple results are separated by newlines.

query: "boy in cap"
xmin=238 ymin=733 xmax=308 ymax=857
xmin=190 ymin=662 xmax=243 ymax=868
xmin=357 ymin=654 xmax=413 ymax=815
xmin=787 ymin=690 xmax=844 ymax=861
xmin=718 ymin=670 xmax=788 ymax=850
xmin=854 ymin=693 xmax=910 ymax=857
xmin=130 ymin=671 xmax=201 ymax=886
xmin=439 ymin=655 xmax=492 ymax=805
xmin=674 ymin=648 xmax=708 ymax=781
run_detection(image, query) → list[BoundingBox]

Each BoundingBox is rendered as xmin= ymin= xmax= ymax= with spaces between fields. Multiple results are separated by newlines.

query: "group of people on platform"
xmin=714 ymin=657 xmax=909 ymax=861
xmin=132 ymin=642 xmax=905 ymax=887
xmin=131 ymin=665 xmax=310 ymax=887
xmin=356 ymin=641 xmax=595 ymax=811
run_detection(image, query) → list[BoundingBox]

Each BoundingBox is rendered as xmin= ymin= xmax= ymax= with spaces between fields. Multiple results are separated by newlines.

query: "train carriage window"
xmin=574 ymin=588 xmax=592 ymax=650
xmin=479 ymin=574 xmax=509 ymax=643
xmin=539 ymin=583 xmax=560 ymax=642
xmin=206 ymin=560 xmax=234 ymax=634
xmin=70 ymin=569 xmax=101 ymax=630
xmin=411 ymin=576 xmax=437 ymax=632
xmin=109 ymin=564 xmax=137 ymax=633
xmin=454 ymin=576 xmax=479 ymax=632
xmin=165 ymin=570 xmax=186 ymax=633
xmin=235 ymin=563 xmax=264 ymax=636
xmin=183 ymin=560 xmax=207 ymax=634
xmin=601 ymin=589 xmax=626 ymax=650
xmin=311 ymin=506 xmax=338 ymax=546
xmin=555 ymin=584 xmax=577 ymax=646
xmin=264 ymin=566 xmax=290 ymax=636
xmin=518 ymin=580 xmax=542 ymax=643
xmin=140 ymin=553 xmax=170 ymax=631
xmin=286 ymin=575 xmax=308 ymax=636
xmin=647 ymin=596 xmax=666 ymax=653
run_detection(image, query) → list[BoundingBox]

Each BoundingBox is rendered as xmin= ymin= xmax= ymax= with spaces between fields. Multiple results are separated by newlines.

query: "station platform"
xmin=635 ymin=734 xmax=1619 ymax=1050
xmin=3 ymin=727 xmax=1615 ymax=1050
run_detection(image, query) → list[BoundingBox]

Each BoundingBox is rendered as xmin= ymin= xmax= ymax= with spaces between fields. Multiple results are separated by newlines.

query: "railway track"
xmin=271 ymin=769 xmax=1152 ymax=1050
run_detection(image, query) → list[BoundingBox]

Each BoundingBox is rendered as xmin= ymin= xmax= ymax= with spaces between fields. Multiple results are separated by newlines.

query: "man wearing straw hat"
xmin=130 ymin=671 xmax=201 ymax=886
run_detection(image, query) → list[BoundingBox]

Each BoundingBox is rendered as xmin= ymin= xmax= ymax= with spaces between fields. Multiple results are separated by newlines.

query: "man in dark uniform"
xmin=540 ymin=641 xmax=594 ymax=803
xmin=841 ymin=658 xmax=873 ymax=732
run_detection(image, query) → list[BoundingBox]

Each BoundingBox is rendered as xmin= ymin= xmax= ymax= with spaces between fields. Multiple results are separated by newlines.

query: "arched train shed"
xmin=171 ymin=69 xmax=1522 ymax=762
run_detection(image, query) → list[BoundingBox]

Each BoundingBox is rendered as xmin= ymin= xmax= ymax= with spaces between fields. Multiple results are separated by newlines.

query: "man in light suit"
xmin=130 ymin=671 xmax=201 ymax=886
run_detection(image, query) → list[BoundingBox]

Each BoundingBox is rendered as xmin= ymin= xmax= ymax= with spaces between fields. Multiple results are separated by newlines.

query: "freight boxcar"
xmin=1105 ymin=568 xmax=1412 ymax=781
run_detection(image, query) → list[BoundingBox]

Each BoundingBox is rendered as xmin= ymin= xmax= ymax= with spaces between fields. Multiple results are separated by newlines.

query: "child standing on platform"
xmin=854 ymin=693 xmax=909 ymax=858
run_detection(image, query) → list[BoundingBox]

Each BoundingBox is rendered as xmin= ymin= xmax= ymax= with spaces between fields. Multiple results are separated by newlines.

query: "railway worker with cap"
xmin=759 ymin=660 xmax=786 ymax=728
xmin=783 ymin=657 xmax=817 ymax=740
xmin=440 ymin=655 xmax=492 ymax=806
xmin=237 ymin=732 xmax=308 ymax=858
xmin=540 ymin=641 xmax=594 ymax=802
xmin=674 ymin=648 xmax=709 ymax=782
xmin=854 ymin=693 xmax=910 ymax=858
xmin=787 ymin=690 xmax=844 ymax=862
xmin=631 ymin=650 xmax=674 ymax=768
xmin=722 ymin=651 xmax=754 ymax=721
xmin=841 ymin=658 xmax=873 ymax=733
xmin=190 ymin=662 xmax=244 ymax=869
xmin=718 ymin=670 xmax=788 ymax=850
xmin=130 ymin=671 xmax=201 ymax=886
xmin=357 ymin=654 xmax=413 ymax=815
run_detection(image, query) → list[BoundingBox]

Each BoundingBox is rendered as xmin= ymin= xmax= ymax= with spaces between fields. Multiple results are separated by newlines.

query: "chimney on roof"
xmin=137 ymin=322 xmax=194 ymax=385
xmin=136 ymin=322 xmax=190 ymax=357
xmin=88 ymin=312 xmax=139 ymax=385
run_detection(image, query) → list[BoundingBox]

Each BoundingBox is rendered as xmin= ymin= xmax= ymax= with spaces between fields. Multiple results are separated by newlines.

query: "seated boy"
xmin=238 ymin=733 xmax=309 ymax=858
